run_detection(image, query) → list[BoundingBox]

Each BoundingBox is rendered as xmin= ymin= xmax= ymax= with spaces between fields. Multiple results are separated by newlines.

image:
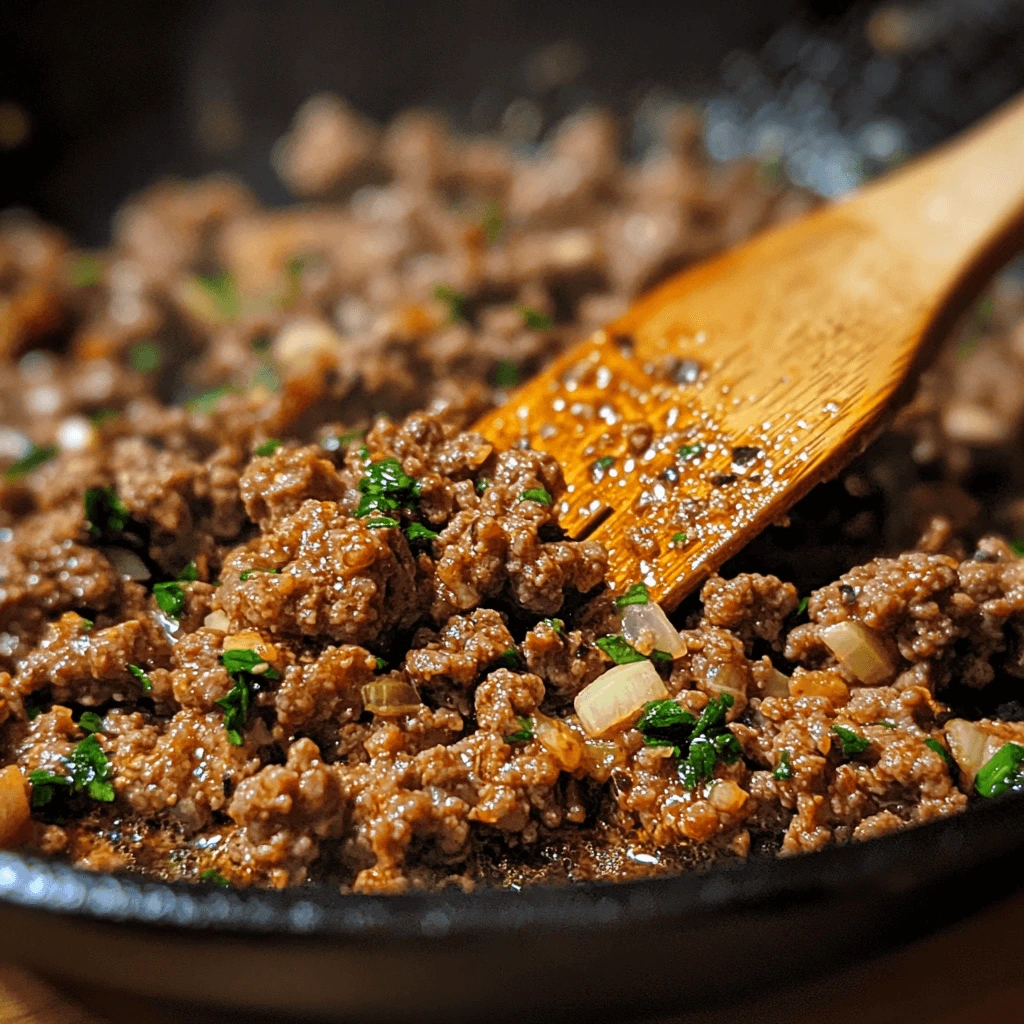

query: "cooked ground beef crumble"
xmin=1 ymin=95 xmax=1023 ymax=892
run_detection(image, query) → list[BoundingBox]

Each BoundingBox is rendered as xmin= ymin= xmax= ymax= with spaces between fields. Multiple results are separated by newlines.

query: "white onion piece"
xmin=945 ymin=719 xmax=1003 ymax=787
xmin=820 ymin=620 xmax=895 ymax=685
xmin=705 ymin=663 xmax=747 ymax=702
xmin=620 ymin=601 xmax=686 ymax=659
xmin=761 ymin=668 xmax=791 ymax=698
xmin=102 ymin=546 xmax=151 ymax=581
xmin=204 ymin=610 xmax=230 ymax=632
xmin=362 ymin=679 xmax=422 ymax=716
xmin=708 ymin=779 xmax=748 ymax=814
xmin=574 ymin=661 xmax=668 ymax=737
xmin=533 ymin=713 xmax=584 ymax=771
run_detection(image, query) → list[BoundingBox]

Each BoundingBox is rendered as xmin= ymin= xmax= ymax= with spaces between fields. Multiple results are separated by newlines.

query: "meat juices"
xmin=0 ymin=97 xmax=1023 ymax=892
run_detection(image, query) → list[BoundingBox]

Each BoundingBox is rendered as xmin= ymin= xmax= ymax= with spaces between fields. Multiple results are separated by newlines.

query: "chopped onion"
xmin=362 ymin=679 xmax=422 ymax=716
xmin=704 ymin=663 xmax=747 ymax=704
xmin=760 ymin=668 xmax=791 ymax=698
xmin=0 ymin=766 xmax=29 ymax=849
xmin=945 ymin=719 xmax=1002 ymax=787
xmin=620 ymin=600 xmax=686 ymax=659
xmin=574 ymin=660 xmax=668 ymax=737
xmin=273 ymin=318 xmax=341 ymax=376
xmin=580 ymin=739 xmax=625 ymax=782
xmin=223 ymin=629 xmax=280 ymax=666
xmin=708 ymin=779 xmax=748 ymax=814
xmin=820 ymin=620 xmax=895 ymax=685
xmin=102 ymin=546 xmax=151 ymax=582
xmin=533 ymin=713 xmax=584 ymax=771
xmin=788 ymin=670 xmax=849 ymax=705
xmin=204 ymin=610 xmax=230 ymax=632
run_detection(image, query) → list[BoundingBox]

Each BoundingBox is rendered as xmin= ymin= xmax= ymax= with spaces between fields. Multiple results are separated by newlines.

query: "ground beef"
xmin=0 ymin=95 xmax=1023 ymax=893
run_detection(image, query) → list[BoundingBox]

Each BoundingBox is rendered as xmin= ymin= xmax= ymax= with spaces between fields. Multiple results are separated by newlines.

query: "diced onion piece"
xmin=945 ymin=719 xmax=1002 ymax=787
xmin=705 ymin=663 xmax=747 ymax=702
xmin=708 ymin=779 xmax=748 ymax=814
xmin=533 ymin=713 xmax=584 ymax=771
xmin=580 ymin=739 xmax=625 ymax=782
xmin=362 ymin=679 xmax=422 ymax=716
xmin=273 ymin=318 xmax=341 ymax=376
xmin=102 ymin=546 xmax=151 ymax=582
xmin=820 ymin=620 xmax=895 ymax=685
xmin=0 ymin=766 xmax=30 ymax=849
xmin=760 ymin=668 xmax=791 ymax=698
xmin=789 ymin=670 xmax=849 ymax=705
xmin=620 ymin=601 xmax=686 ymax=659
xmin=574 ymin=661 xmax=668 ymax=737
xmin=223 ymin=629 xmax=280 ymax=666
xmin=204 ymin=610 xmax=230 ymax=632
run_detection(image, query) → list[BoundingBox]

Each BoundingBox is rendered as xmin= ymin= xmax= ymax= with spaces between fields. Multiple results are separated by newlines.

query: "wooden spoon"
xmin=476 ymin=92 xmax=1024 ymax=610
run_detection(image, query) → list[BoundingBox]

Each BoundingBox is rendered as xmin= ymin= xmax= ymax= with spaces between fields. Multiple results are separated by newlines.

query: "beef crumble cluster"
xmin=0 ymin=96 xmax=1023 ymax=892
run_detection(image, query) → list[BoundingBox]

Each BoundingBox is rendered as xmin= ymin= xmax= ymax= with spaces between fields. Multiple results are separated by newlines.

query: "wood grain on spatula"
xmin=476 ymin=93 xmax=1024 ymax=610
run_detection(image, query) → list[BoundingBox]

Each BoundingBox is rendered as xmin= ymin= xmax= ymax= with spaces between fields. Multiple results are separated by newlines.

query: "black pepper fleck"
xmin=731 ymin=446 xmax=762 ymax=467
xmin=710 ymin=473 xmax=736 ymax=486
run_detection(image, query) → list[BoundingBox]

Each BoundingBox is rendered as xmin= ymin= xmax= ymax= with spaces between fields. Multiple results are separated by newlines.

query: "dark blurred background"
xmin=2 ymin=0 xmax=1024 ymax=243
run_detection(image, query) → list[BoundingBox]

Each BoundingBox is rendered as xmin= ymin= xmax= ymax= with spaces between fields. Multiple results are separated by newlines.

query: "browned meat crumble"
xmin=0 ymin=96 xmax=1023 ymax=893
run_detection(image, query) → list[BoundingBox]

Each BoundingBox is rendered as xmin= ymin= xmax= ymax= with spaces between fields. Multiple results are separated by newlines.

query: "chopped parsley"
xmin=355 ymin=457 xmax=421 ymax=518
xmin=433 ymin=284 xmax=469 ymax=323
xmin=518 ymin=306 xmax=553 ymax=331
xmin=129 ymin=341 xmax=162 ymax=373
xmin=239 ymin=567 xmax=281 ymax=581
xmin=542 ymin=617 xmax=565 ymax=635
xmin=254 ymin=438 xmax=282 ymax=456
xmin=374 ymin=657 xmax=387 ymax=672
xmin=78 ymin=711 xmax=103 ymax=734
xmin=199 ymin=869 xmax=230 ymax=887
xmin=84 ymin=486 xmax=131 ymax=536
xmin=773 ymin=749 xmax=793 ymax=780
xmin=593 ymin=456 xmax=615 ymax=474
xmin=1012 ymin=540 xmax=1024 ymax=558
xmin=615 ymin=583 xmax=649 ymax=608
xmin=796 ymin=596 xmax=809 ymax=617
xmin=405 ymin=522 xmax=439 ymax=542
xmin=636 ymin=699 xmax=697 ymax=752
xmin=153 ymin=581 xmax=186 ymax=620
xmin=366 ymin=517 xmax=400 ymax=529
xmin=128 ymin=664 xmax=153 ymax=692
xmin=494 ymin=360 xmax=519 ymax=388
xmin=77 ymin=617 xmax=93 ymax=631
xmin=185 ymin=384 xmax=234 ymax=415
xmin=217 ymin=649 xmax=280 ymax=746
xmin=595 ymin=635 xmax=648 ymax=665
xmin=482 ymin=200 xmax=504 ymax=245
xmin=475 ymin=479 xmax=489 ymax=494
xmin=519 ymin=488 xmax=552 ymax=506
xmin=495 ymin=647 xmax=520 ymax=669
xmin=677 ymin=444 xmax=703 ymax=460
xmin=924 ymin=737 xmax=956 ymax=772
xmin=29 ymin=733 xmax=115 ymax=811
xmin=68 ymin=254 xmax=104 ymax=288
xmin=505 ymin=716 xmax=533 ymax=743
xmin=177 ymin=561 xmax=199 ymax=582
xmin=4 ymin=444 xmax=58 ymax=481
xmin=974 ymin=742 xmax=1024 ymax=798
xmin=194 ymin=272 xmax=239 ymax=320
xmin=671 ymin=531 xmax=688 ymax=545
xmin=831 ymin=725 xmax=870 ymax=757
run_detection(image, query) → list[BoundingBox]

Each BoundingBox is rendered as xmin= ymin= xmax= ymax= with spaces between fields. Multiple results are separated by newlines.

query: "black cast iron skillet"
xmin=3 ymin=1 xmax=1024 ymax=1019
xmin=0 ymin=792 xmax=1021 ymax=1021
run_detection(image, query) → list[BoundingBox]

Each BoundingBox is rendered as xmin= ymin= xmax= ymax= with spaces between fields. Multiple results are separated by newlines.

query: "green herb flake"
xmin=217 ymin=649 xmax=280 ymax=746
xmin=924 ymin=737 xmax=956 ymax=772
xmin=153 ymin=581 xmax=186 ymax=620
xmin=975 ymin=742 xmax=1024 ymax=799
xmin=374 ymin=657 xmax=387 ymax=672
xmin=68 ymin=254 xmax=104 ymax=288
xmin=476 ymin=479 xmax=489 ymax=495
xmin=482 ymin=200 xmax=504 ymax=245
xmin=433 ymin=284 xmax=469 ymax=323
xmin=1011 ymin=540 xmax=1024 ymax=558
xmin=221 ymin=648 xmax=279 ymax=679
xmin=129 ymin=664 xmax=153 ymax=692
xmin=29 ymin=769 xmax=72 ymax=810
xmin=194 ymin=272 xmax=239 ymax=320
xmin=615 ymin=583 xmax=649 ymax=608
xmin=365 ymin=517 xmax=399 ymax=529
xmin=670 ymin=531 xmax=688 ymax=545
xmin=129 ymin=341 xmax=162 ymax=373
xmin=199 ymin=868 xmax=230 ymax=887
xmin=5 ymin=444 xmax=58 ymax=482
xmin=773 ymin=749 xmax=793 ymax=780
xmin=796 ymin=596 xmax=809 ymax=616
xmin=505 ymin=716 xmax=533 ymax=743
xmin=239 ymin=567 xmax=281 ymax=581
xmin=518 ymin=306 xmax=553 ymax=331
xmin=84 ymin=486 xmax=131 ymax=536
xmin=831 ymin=725 xmax=871 ymax=757
xmin=77 ymin=617 xmax=93 ymax=631
xmin=67 ymin=734 xmax=115 ymax=803
xmin=494 ymin=360 xmax=520 ymax=389
xmin=89 ymin=409 xmax=120 ymax=426
xmin=78 ymin=711 xmax=103 ymax=734
xmin=592 ymin=456 xmax=615 ymax=475
xmin=185 ymin=384 xmax=235 ymax=415
xmin=519 ymin=488 xmax=552 ymax=506
xmin=254 ymin=438 xmax=282 ymax=457
xmin=872 ymin=720 xmax=897 ymax=730
xmin=677 ymin=444 xmax=703 ymax=460
xmin=542 ymin=617 xmax=565 ymax=635
xmin=355 ymin=457 xmax=421 ymax=519
xmin=594 ymin=635 xmax=648 ymax=665
xmin=495 ymin=647 xmax=520 ymax=670
xmin=405 ymin=522 xmax=439 ymax=542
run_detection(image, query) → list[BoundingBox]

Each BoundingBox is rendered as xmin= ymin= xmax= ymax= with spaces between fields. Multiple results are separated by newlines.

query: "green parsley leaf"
xmin=831 ymin=725 xmax=870 ymax=757
xmin=542 ymin=617 xmax=565 ymax=635
xmin=615 ymin=583 xmax=649 ymax=608
xmin=67 ymin=734 xmax=115 ymax=803
xmin=366 ymin=517 xmax=400 ymax=529
xmin=495 ymin=647 xmax=520 ymax=669
xmin=29 ymin=769 xmax=72 ymax=810
xmin=4 ymin=444 xmax=58 ymax=481
xmin=773 ymin=749 xmax=793 ymax=780
xmin=481 ymin=200 xmax=504 ymax=245
xmin=671 ymin=531 xmax=688 ymax=545
xmin=185 ymin=384 xmax=235 ymax=415
xmin=78 ymin=711 xmax=103 ymax=734
xmin=84 ymin=486 xmax=131 ymax=535
xmin=77 ymin=616 xmax=93 ymax=631
xmin=355 ymin=457 xmax=421 ymax=519
xmin=475 ymin=479 xmax=489 ymax=494
xmin=1012 ymin=540 xmax=1024 ymax=558
xmin=594 ymin=635 xmax=647 ymax=665
xmin=199 ymin=868 xmax=230 ymax=887
xmin=177 ymin=562 xmax=198 ymax=582
xmin=592 ymin=456 xmax=615 ymax=475
xmin=129 ymin=341 xmax=162 ymax=373
xmin=128 ymin=664 xmax=153 ymax=692
xmin=519 ymin=488 xmax=552 ymax=506
xmin=494 ymin=360 xmax=519 ymax=389
xmin=504 ymin=716 xmax=533 ymax=743
xmin=255 ymin=438 xmax=282 ymax=457
xmin=239 ymin=567 xmax=281 ymax=581
xmin=153 ymin=581 xmax=186 ymax=620
xmin=433 ymin=284 xmax=469 ymax=323
xmin=68 ymin=254 xmax=104 ymax=288
xmin=677 ymin=444 xmax=703 ymax=460
xmin=25 ymin=697 xmax=46 ymax=721
xmin=405 ymin=522 xmax=439 ymax=542
xmin=194 ymin=272 xmax=239 ymax=320
xmin=924 ymin=737 xmax=957 ymax=772
xmin=217 ymin=649 xmax=280 ymax=745
xmin=975 ymin=742 xmax=1024 ymax=798
xmin=220 ymin=648 xmax=280 ymax=679
xmin=374 ymin=657 xmax=387 ymax=672
xmin=796 ymin=596 xmax=809 ymax=616
xmin=637 ymin=699 xmax=697 ymax=748
xmin=518 ymin=306 xmax=553 ymax=331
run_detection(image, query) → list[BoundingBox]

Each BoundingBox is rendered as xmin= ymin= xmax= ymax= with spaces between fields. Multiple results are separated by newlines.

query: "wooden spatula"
xmin=476 ymin=93 xmax=1024 ymax=610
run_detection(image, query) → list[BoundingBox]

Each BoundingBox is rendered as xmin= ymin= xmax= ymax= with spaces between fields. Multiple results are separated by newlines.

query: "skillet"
xmin=3 ymin=1 xmax=1024 ymax=1018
